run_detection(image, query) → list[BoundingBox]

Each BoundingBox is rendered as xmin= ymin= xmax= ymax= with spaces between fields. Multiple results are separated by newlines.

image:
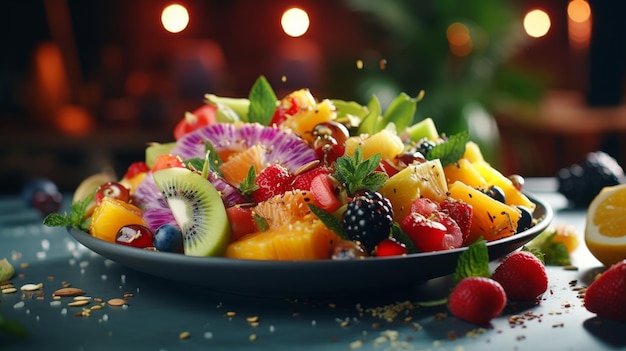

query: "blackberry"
xmin=415 ymin=140 xmax=436 ymax=158
xmin=557 ymin=151 xmax=625 ymax=208
xmin=341 ymin=191 xmax=394 ymax=253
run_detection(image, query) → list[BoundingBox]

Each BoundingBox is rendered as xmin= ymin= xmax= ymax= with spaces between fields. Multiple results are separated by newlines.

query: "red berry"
xmin=400 ymin=213 xmax=447 ymax=252
xmin=492 ymin=251 xmax=548 ymax=301
xmin=309 ymin=173 xmax=342 ymax=212
xmin=291 ymin=166 xmax=331 ymax=191
xmin=448 ymin=277 xmax=507 ymax=325
xmin=270 ymin=95 xmax=302 ymax=126
xmin=584 ymin=260 xmax=626 ymax=322
xmin=252 ymin=164 xmax=294 ymax=203
xmin=116 ymin=224 xmax=154 ymax=248
xmin=409 ymin=197 xmax=440 ymax=218
xmin=435 ymin=213 xmax=464 ymax=249
xmin=375 ymin=237 xmax=408 ymax=257
xmin=123 ymin=161 xmax=150 ymax=179
xmin=95 ymin=182 xmax=131 ymax=205
xmin=151 ymin=154 xmax=185 ymax=172
xmin=173 ymin=104 xmax=217 ymax=140
xmin=439 ymin=198 xmax=473 ymax=244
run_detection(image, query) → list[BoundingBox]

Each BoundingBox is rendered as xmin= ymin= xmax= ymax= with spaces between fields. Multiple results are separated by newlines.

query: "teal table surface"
xmin=1 ymin=178 xmax=624 ymax=351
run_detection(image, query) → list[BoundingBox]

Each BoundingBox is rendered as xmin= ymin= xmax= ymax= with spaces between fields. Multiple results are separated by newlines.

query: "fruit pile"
xmin=45 ymin=76 xmax=539 ymax=260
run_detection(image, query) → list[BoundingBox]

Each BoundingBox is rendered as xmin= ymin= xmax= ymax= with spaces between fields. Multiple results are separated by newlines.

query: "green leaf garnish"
xmin=525 ymin=230 xmax=570 ymax=266
xmin=43 ymin=194 xmax=93 ymax=231
xmin=453 ymin=238 xmax=491 ymax=284
xmin=308 ymin=204 xmax=347 ymax=240
xmin=238 ymin=166 xmax=259 ymax=195
xmin=247 ymin=75 xmax=277 ymax=126
xmin=0 ymin=314 xmax=28 ymax=339
xmin=357 ymin=95 xmax=382 ymax=135
xmin=379 ymin=91 xmax=423 ymax=133
xmin=254 ymin=213 xmax=268 ymax=232
xmin=427 ymin=130 xmax=470 ymax=166
xmin=333 ymin=146 xmax=388 ymax=196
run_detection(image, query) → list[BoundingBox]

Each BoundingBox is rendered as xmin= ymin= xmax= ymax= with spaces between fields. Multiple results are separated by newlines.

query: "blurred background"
xmin=1 ymin=0 xmax=625 ymax=194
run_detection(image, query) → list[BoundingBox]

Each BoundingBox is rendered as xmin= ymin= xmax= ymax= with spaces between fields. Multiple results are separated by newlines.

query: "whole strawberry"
xmin=492 ymin=251 xmax=548 ymax=301
xmin=252 ymin=164 xmax=294 ymax=203
xmin=448 ymin=277 xmax=507 ymax=324
xmin=584 ymin=260 xmax=626 ymax=321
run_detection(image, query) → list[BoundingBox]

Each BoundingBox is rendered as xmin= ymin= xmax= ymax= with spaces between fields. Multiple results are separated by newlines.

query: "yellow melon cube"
xmin=443 ymin=158 xmax=488 ymax=188
xmin=89 ymin=197 xmax=147 ymax=243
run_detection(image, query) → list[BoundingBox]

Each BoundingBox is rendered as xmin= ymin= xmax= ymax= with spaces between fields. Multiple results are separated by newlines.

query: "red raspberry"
xmin=439 ymin=198 xmax=473 ymax=244
xmin=584 ymin=260 xmax=626 ymax=322
xmin=491 ymin=251 xmax=548 ymax=301
xmin=448 ymin=277 xmax=507 ymax=325
xmin=252 ymin=164 xmax=294 ymax=203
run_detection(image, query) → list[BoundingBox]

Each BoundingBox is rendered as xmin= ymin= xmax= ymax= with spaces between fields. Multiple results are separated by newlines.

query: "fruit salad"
xmin=44 ymin=76 xmax=539 ymax=260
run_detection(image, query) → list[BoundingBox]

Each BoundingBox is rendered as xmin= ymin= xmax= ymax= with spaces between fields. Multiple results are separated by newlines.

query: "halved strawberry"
xmin=174 ymin=104 xmax=217 ymax=140
xmin=440 ymin=198 xmax=473 ymax=244
xmin=309 ymin=173 xmax=342 ymax=212
xmin=226 ymin=205 xmax=258 ymax=241
xmin=123 ymin=161 xmax=150 ymax=180
xmin=252 ymin=164 xmax=294 ymax=203
xmin=375 ymin=237 xmax=408 ymax=257
xmin=291 ymin=166 xmax=331 ymax=191
xmin=436 ymin=213 xmax=464 ymax=249
xmin=151 ymin=154 xmax=185 ymax=172
xmin=400 ymin=212 xmax=447 ymax=252
xmin=410 ymin=197 xmax=440 ymax=217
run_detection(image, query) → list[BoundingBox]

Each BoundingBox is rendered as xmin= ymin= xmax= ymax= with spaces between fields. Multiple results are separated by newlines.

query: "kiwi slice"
xmin=152 ymin=168 xmax=231 ymax=257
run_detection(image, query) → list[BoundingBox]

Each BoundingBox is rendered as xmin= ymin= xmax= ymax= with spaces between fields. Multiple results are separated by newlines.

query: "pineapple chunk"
xmin=344 ymin=128 xmax=404 ymax=162
xmin=379 ymin=159 xmax=448 ymax=222
xmin=462 ymin=141 xmax=484 ymax=163
xmin=448 ymin=181 xmax=521 ymax=244
xmin=224 ymin=220 xmax=341 ymax=260
xmin=472 ymin=160 xmax=536 ymax=211
xmin=89 ymin=197 xmax=147 ymax=243
xmin=443 ymin=158 xmax=488 ymax=188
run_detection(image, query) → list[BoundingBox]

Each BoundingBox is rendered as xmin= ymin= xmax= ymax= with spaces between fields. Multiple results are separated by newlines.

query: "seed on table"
xmin=2 ymin=287 xmax=17 ymax=294
xmin=107 ymin=298 xmax=126 ymax=306
xmin=68 ymin=300 xmax=90 ymax=307
xmin=53 ymin=287 xmax=86 ymax=297
xmin=20 ymin=283 xmax=42 ymax=291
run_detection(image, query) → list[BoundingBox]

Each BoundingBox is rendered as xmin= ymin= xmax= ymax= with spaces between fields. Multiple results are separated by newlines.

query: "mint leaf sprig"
xmin=453 ymin=238 xmax=491 ymax=284
xmin=43 ymin=195 xmax=93 ymax=231
xmin=333 ymin=146 xmax=388 ymax=197
xmin=426 ymin=130 xmax=470 ymax=167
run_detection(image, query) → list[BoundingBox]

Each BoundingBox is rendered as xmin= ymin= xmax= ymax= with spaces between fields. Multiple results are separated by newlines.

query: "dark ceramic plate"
xmin=67 ymin=193 xmax=552 ymax=297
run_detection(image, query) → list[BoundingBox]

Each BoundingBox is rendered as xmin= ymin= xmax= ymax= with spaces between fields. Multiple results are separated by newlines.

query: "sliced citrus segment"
xmin=253 ymin=190 xmax=318 ymax=229
xmin=585 ymin=184 xmax=626 ymax=266
xmin=218 ymin=144 xmax=264 ymax=186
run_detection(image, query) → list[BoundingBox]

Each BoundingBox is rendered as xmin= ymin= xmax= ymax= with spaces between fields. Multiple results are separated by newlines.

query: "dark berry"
xmin=22 ymin=178 xmax=63 ymax=216
xmin=415 ymin=140 xmax=436 ymax=158
xmin=516 ymin=206 xmax=533 ymax=233
xmin=330 ymin=240 xmax=368 ymax=260
xmin=341 ymin=191 xmax=394 ymax=253
xmin=153 ymin=224 xmax=184 ymax=253
xmin=557 ymin=151 xmax=625 ymax=208
xmin=485 ymin=185 xmax=506 ymax=203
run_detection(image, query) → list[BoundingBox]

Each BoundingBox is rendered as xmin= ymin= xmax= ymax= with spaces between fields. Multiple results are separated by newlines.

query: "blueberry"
xmin=485 ymin=185 xmax=506 ymax=203
xmin=516 ymin=206 xmax=533 ymax=233
xmin=153 ymin=224 xmax=184 ymax=253
xmin=21 ymin=178 xmax=63 ymax=215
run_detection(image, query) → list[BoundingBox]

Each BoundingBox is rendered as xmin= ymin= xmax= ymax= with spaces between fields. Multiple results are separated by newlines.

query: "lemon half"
xmin=585 ymin=184 xmax=626 ymax=266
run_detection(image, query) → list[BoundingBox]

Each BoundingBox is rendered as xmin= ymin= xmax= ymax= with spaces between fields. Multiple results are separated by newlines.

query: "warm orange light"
xmin=161 ymin=4 xmax=189 ymax=33
xmin=281 ymin=7 xmax=309 ymax=37
xmin=568 ymin=0 xmax=592 ymax=49
xmin=568 ymin=0 xmax=591 ymax=23
xmin=447 ymin=22 xmax=473 ymax=56
xmin=523 ymin=9 xmax=551 ymax=38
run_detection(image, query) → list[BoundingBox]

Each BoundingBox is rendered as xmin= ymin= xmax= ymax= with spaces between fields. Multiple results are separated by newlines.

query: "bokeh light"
xmin=447 ymin=22 xmax=473 ymax=56
xmin=523 ymin=9 xmax=551 ymax=38
xmin=281 ymin=8 xmax=310 ymax=37
xmin=161 ymin=4 xmax=189 ymax=34
xmin=568 ymin=0 xmax=591 ymax=23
